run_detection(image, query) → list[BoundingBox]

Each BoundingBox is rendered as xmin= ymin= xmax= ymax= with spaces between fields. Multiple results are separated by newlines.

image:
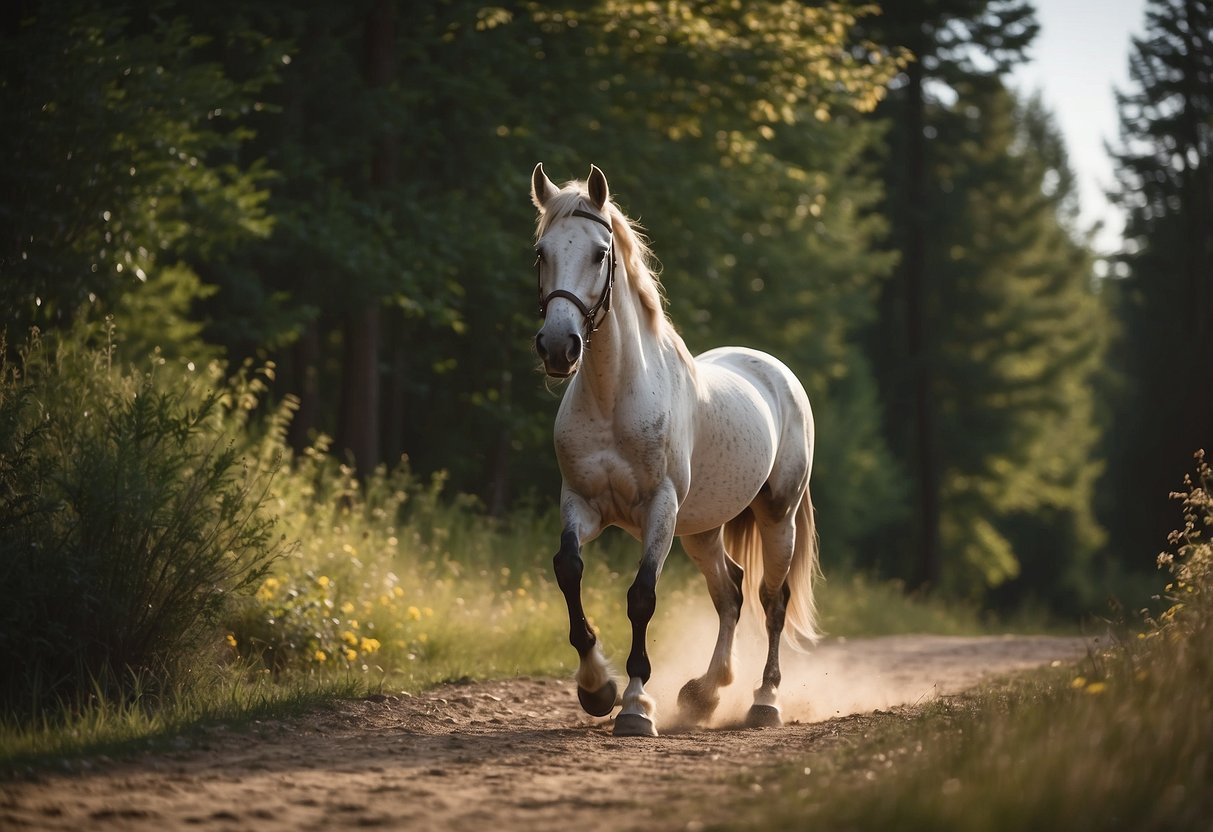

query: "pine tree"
xmin=1104 ymin=0 xmax=1213 ymax=569
xmin=865 ymin=2 xmax=1111 ymax=601
xmin=929 ymin=86 xmax=1108 ymax=602
xmin=861 ymin=0 xmax=1039 ymax=589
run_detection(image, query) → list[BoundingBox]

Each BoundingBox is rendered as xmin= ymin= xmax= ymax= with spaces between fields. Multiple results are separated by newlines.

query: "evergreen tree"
xmin=865 ymin=3 xmax=1112 ymax=601
xmin=861 ymin=1 xmax=1038 ymax=588
xmin=1104 ymin=0 xmax=1213 ymax=570
xmin=930 ymin=87 xmax=1108 ymax=602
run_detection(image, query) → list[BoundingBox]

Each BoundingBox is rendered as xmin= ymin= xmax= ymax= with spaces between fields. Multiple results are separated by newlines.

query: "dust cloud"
xmin=645 ymin=591 xmax=1092 ymax=728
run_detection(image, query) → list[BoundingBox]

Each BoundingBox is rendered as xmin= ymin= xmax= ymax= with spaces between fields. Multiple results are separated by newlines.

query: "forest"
xmin=1 ymin=0 xmax=1210 ymax=720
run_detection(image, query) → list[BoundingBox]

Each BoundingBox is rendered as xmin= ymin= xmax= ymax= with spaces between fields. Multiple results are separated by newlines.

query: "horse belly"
xmin=675 ymin=382 xmax=776 ymax=536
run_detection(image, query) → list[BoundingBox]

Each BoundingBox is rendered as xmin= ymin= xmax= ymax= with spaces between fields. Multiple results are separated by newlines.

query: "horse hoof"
xmin=745 ymin=704 xmax=782 ymax=729
xmin=577 ymin=679 xmax=618 ymax=717
xmin=613 ymin=712 xmax=658 ymax=737
xmin=677 ymin=679 xmax=719 ymax=724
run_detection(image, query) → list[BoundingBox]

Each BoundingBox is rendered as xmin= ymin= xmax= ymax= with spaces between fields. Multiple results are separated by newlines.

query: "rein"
xmin=537 ymin=208 xmax=616 ymax=340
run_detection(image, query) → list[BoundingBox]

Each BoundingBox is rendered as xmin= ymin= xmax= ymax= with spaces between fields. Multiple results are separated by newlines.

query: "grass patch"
xmin=0 ymin=665 xmax=356 ymax=775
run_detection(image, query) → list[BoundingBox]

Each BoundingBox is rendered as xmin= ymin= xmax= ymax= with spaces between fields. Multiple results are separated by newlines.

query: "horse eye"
xmin=595 ymin=248 xmax=608 ymax=263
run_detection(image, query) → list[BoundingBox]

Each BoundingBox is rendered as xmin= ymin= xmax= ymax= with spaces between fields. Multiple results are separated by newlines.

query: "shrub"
xmin=0 ymin=326 xmax=287 ymax=714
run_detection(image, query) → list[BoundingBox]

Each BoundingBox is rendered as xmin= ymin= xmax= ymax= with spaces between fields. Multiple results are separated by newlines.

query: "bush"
xmin=0 ymin=326 xmax=287 ymax=714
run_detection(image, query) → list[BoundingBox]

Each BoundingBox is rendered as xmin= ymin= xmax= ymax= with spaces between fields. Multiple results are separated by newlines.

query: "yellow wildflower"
xmin=317 ymin=575 xmax=331 ymax=588
xmin=225 ymin=633 xmax=238 ymax=649
xmin=360 ymin=637 xmax=381 ymax=654
xmin=1084 ymin=682 xmax=1107 ymax=695
xmin=392 ymin=586 xmax=405 ymax=598
xmin=1070 ymin=676 xmax=1087 ymax=689
xmin=341 ymin=601 xmax=356 ymax=614
xmin=343 ymin=647 xmax=358 ymax=662
xmin=314 ymin=649 xmax=328 ymax=662
xmin=341 ymin=630 xmax=358 ymax=646
xmin=408 ymin=606 xmax=422 ymax=621
xmin=255 ymin=577 xmax=280 ymax=602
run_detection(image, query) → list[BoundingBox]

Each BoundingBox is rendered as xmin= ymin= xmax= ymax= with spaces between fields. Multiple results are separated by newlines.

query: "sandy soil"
xmin=0 ymin=634 xmax=1093 ymax=832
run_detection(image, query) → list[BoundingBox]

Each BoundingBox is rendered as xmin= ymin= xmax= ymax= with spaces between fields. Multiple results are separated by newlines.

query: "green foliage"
xmin=716 ymin=452 xmax=1213 ymax=831
xmin=0 ymin=324 xmax=288 ymax=714
xmin=0 ymin=0 xmax=277 ymax=340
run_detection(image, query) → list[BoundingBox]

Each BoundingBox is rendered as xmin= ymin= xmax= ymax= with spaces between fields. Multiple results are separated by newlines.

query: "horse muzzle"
xmin=535 ymin=330 xmax=583 ymax=378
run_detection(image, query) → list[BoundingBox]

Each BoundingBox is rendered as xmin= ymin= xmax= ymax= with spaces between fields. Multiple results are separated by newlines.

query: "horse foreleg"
xmin=676 ymin=529 xmax=744 ymax=724
xmin=553 ymin=527 xmax=617 ymax=717
xmin=615 ymin=487 xmax=678 ymax=737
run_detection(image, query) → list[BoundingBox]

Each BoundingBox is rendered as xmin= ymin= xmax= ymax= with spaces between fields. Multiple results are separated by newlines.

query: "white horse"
xmin=531 ymin=163 xmax=820 ymax=737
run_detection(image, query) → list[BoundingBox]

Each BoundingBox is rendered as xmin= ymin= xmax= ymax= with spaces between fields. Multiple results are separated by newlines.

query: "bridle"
xmin=536 ymin=208 xmax=616 ymax=340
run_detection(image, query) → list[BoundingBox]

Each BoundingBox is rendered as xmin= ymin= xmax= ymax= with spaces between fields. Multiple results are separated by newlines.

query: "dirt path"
xmin=0 ymin=634 xmax=1092 ymax=832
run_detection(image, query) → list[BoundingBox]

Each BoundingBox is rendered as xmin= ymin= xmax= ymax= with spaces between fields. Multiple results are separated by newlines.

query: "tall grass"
xmin=718 ymin=450 xmax=1213 ymax=831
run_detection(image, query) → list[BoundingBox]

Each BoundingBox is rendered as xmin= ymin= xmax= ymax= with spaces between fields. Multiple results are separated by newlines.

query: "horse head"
xmin=531 ymin=162 xmax=615 ymax=378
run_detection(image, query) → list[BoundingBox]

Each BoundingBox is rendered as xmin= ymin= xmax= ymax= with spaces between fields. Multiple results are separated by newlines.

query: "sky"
xmin=1008 ymin=0 xmax=1150 ymax=254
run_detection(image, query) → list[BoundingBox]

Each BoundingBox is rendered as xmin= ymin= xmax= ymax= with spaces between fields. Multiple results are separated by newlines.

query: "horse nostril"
xmin=566 ymin=334 xmax=583 ymax=364
xmin=535 ymin=332 xmax=549 ymax=360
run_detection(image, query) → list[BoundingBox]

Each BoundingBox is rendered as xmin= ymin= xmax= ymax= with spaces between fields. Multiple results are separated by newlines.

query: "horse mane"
xmin=535 ymin=182 xmax=694 ymax=368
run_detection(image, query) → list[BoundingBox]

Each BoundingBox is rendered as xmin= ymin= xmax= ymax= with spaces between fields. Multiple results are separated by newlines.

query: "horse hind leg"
xmin=676 ymin=529 xmax=744 ymax=725
xmin=747 ymin=514 xmax=796 ymax=729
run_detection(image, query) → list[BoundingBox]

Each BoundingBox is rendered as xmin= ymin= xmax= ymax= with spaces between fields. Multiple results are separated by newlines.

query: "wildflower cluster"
xmin=219 ymin=435 xmax=585 ymax=680
xmin=226 ymin=515 xmax=436 ymax=673
xmin=1154 ymin=449 xmax=1213 ymax=632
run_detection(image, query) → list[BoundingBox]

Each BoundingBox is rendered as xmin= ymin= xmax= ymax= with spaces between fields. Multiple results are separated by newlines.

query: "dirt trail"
xmin=0 ymin=634 xmax=1092 ymax=832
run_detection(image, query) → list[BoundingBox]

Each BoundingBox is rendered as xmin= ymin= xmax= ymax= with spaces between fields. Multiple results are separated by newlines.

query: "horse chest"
xmin=555 ymin=409 xmax=682 ymax=526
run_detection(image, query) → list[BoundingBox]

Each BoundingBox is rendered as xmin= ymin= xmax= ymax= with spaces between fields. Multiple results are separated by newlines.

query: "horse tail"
xmin=725 ymin=507 xmax=764 ymax=636
xmin=725 ymin=488 xmax=822 ymax=651
xmin=784 ymin=489 xmax=822 ymax=650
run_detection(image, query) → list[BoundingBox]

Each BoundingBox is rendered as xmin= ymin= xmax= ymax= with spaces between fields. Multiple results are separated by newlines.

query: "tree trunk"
xmin=904 ymin=55 xmax=941 ymax=591
xmin=381 ymin=318 xmax=408 ymax=466
xmin=337 ymin=0 xmax=396 ymax=475
xmin=286 ymin=318 xmax=320 ymax=452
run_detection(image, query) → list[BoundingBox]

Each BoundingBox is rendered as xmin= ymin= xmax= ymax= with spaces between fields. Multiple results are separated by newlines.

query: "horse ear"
xmin=587 ymin=164 xmax=609 ymax=210
xmin=532 ymin=162 xmax=559 ymax=210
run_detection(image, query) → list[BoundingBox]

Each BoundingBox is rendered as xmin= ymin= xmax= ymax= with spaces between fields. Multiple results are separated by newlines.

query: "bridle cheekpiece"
xmin=536 ymin=208 xmax=616 ymax=341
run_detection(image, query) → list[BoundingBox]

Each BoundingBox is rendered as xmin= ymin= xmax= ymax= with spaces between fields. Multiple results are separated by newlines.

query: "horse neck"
xmin=574 ymin=271 xmax=664 ymax=412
